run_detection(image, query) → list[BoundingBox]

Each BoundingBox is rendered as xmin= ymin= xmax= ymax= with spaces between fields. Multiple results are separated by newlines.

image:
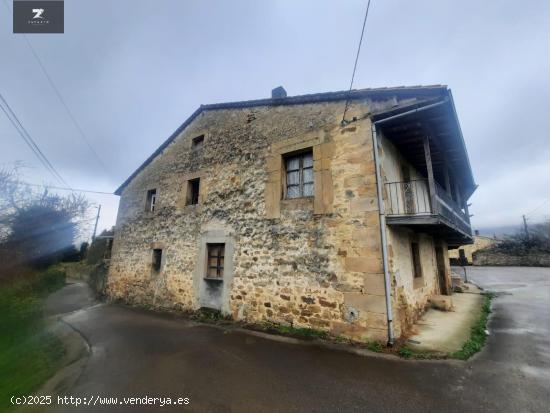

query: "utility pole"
xmin=522 ymin=214 xmax=529 ymax=239
xmin=92 ymin=204 xmax=101 ymax=242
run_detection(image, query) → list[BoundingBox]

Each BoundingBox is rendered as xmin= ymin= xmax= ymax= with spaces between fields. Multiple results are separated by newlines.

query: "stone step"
xmin=429 ymin=295 xmax=453 ymax=311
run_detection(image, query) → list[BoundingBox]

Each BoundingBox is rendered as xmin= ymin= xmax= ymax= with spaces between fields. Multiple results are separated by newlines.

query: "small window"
xmin=192 ymin=135 xmax=204 ymax=151
xmin=285 ymin=150 xmax=314 ymax=199
xmin=146 ymin=189 xmax=157 ymax=212
xmin=206 ymin=244 xmax=224 ymax=279
xmin=411 ymin=242 xmax=422 ymax=278
xmin=186 ymin=178 xmax=200 ymax=205
xmin=152 ymin=249 xmax=162 ymax=273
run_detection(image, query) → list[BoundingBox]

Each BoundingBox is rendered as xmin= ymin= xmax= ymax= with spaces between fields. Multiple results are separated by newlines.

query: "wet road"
xmin=47 ymin=267 xmax=550 ymax=412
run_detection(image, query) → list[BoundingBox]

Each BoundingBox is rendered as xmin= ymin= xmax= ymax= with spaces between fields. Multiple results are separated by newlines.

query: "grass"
xmin=262 ymin=322 xmax=329 ymax=340
xmin=0 ymin=268 xmax=66 ymax=412
xmin=190 ymin=307 xmax=233 ymax=324
xmin=367 ymin=341 xmax=383 ymax=353
xmin=397 ymin=347 xmax=414 ymax=359
xmin=452 ymin=293 xmax=493 ymax=360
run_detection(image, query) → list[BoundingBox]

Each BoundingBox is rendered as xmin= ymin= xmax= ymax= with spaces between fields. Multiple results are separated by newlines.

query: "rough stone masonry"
xmin=108 ymin=86 xmax=467 ymax=342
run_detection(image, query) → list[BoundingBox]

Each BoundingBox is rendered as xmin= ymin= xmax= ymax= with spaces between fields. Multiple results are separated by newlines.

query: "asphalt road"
xmin=46 ymin=268 xmax=550 ymax=412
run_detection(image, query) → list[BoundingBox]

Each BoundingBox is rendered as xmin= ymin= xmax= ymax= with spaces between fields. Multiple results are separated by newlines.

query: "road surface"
xmin=45 ymin=267 xmax=550 ymax=412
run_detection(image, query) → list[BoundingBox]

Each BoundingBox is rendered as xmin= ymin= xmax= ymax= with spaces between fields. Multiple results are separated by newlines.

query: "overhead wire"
xmin=2 ymin=0 xmax=111 ymax=179
xmin=342 ymin=0 xmax=373 ymax=125
xmin=23 ymin=182 xmax=114 ymax=195
xmin=525 ymin=197 xmax=550 ymax=218
xmin=0 ymin=93 xmax=72 ymax=188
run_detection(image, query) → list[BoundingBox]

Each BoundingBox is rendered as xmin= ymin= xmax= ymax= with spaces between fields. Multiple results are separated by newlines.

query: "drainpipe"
xmin=371 ymin=124 xmax=395 ymax=346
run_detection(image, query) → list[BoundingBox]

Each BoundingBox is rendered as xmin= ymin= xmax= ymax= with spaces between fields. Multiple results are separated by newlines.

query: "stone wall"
xmin=473 ymin=251 xmax=550 ymax=267
xmin=108 ymin=93 xmax=444 ymax=342
xmin=449 ymin=236 xmax=498 ymax=264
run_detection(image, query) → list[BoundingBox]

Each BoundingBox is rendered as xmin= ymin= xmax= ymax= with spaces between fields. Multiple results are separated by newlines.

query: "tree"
xmin=0 ymin=166 xmax=91 ymax=269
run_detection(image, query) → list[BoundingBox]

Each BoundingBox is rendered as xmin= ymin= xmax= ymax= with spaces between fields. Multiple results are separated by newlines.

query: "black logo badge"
xmin=13 ymin=1 xmax=64 ymax=33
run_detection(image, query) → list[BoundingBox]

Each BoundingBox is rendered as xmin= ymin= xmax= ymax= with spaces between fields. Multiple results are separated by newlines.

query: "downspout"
xmin=371 ymin=123 xmax=395 ymax=346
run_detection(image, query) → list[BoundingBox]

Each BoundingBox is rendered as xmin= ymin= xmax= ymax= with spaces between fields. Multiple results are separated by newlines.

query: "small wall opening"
xmin=411 ymin=242 xmax=422 ymax=278
xmin=152 ymin=248 xmax=162 ymax=274
xmin=192 ymin=135 xmax=204 ymax=151
xmin=186 ymin=178 xmax=200 ymax=206
xmin=146 ymin=189 xmax=157 ymax=212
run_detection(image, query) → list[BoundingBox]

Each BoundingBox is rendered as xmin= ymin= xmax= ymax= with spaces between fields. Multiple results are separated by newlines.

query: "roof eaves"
xmin=114 ymin=105 xmax=205 ymax=195
xmin=114 ymin=85 xmax=449 ymax=195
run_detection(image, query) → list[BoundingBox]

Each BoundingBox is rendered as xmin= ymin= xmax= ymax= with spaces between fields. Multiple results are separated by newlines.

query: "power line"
xmin=23 ymin=182 xmax=114 ymax=195
xmin=0 ymin=92 xmax=72 ymax=188
xmin=2 ymin=0 xmax=111 ymax=179
xmin=342 ymin=0 xmax=373 ymax=124
xmin=525 ymin=197 xmax=550 ymax=218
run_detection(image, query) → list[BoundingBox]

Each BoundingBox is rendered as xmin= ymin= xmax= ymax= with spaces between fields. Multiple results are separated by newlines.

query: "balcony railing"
xmin=385 ymin=179 xmax=432 ymax=216
xmin=384 ymin=179 xmax=472 ymax=236
xmin=434 ymin=181 xmax=472 ymax=236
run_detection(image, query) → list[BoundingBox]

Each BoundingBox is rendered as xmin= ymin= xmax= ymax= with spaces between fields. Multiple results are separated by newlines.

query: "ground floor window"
xmin=206 ymin=243 xmax=225 ymax=279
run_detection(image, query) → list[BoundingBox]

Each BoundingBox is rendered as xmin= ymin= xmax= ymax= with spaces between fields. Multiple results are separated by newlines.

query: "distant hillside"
xmin=474 ymin=225 xmax=521 ymax=238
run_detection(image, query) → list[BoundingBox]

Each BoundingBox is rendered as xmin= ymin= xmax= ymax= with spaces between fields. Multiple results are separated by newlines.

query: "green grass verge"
xmin=0 ymin=268 xmax=66 ymax=412
xmin=262 ymin=322 xmax=329 ymax=340
xmin=452 ymin=293 xmax=493 ymax=360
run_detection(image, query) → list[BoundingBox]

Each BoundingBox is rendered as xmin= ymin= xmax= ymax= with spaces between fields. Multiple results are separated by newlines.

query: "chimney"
xmin=271 ymin=86 xmax=287 ymax=99
xmin=474 ymin=229 xmax=479 ymax=236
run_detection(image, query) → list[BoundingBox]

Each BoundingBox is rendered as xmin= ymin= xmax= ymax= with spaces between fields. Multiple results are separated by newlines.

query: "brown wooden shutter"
xmin=265 ymin=155 xmax=282 ymax=218
xmin=199 ymin=176 xmax=207 ymax=204
xmin=313 ymin=143 xmax=334 ymax=214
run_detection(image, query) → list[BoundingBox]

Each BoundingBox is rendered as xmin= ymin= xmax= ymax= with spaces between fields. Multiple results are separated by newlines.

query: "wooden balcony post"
xmin=423 ymin=135 xmax=437 ymax=214
xmin=444 ymin=163 xmax=452 ymax=195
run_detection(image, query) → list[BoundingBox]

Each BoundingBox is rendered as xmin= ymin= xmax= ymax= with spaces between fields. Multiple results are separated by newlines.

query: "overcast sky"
xmin=1 ymin=0 xmax=549 ymax=238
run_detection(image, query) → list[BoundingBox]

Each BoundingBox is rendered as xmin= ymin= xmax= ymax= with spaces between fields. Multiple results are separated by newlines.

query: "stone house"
xmin=448 ymin=231 xmax=499 ymax=265
xmin=108 ymin=85 xmax=476 ymax=343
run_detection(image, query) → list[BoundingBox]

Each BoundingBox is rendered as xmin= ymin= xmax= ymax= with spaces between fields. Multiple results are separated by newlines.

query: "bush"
xmin=479 ymin=221 xmax=550 ymax=256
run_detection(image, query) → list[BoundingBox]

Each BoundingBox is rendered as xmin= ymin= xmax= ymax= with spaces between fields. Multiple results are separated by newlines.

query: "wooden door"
xmin=435 ymin=246 xmax=448 ymax=295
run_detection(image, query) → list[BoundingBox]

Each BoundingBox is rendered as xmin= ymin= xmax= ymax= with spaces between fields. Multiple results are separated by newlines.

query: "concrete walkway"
xmin=408 ymin=285 xmax=483 ymax=354
xmin=41 ymin=268 xmax=550 ymax=412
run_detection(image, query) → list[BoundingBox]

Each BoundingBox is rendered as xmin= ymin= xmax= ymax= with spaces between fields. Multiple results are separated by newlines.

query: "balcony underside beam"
xmin=386 ymin=215 xmax=474 ymax=247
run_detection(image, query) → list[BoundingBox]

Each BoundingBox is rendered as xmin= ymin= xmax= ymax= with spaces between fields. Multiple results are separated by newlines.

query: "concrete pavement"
xmin=408 ymin=284 xmax=484 ymax=354
xmin=44 ymin=267 xmax=550 ymax=412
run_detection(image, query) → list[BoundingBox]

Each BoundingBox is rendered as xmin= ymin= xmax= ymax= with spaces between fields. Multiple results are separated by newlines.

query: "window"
xmin=192 ymin=135 xmax=204 ymax=151
xmin=285 ymin=150 xmax=314 ymax=199
xmin=206 ymin=244 xmax=224 ymax=279
xmin=186 ymin=178 xmax=200 ymax=205
xmin=152 ymin=249 xmax=162 ymax=273
xmin=411 ymin=242 xmax=422 ymax=278
xmin=146 ymin=189 xmax=157 ymax=212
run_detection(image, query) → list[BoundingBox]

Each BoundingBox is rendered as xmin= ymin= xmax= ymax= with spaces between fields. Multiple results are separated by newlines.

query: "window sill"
xmin=203 ymin=277 xmax=223 ymax=282
xmin=281 ymin=197 xmax=314 ymax=211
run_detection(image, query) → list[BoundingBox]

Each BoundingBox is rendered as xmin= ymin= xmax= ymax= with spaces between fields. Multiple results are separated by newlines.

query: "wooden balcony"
xmin=372 ymin=94 xmax=477 ymax=247
xmin=384 ymin=179 xmax=473 ymax=245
